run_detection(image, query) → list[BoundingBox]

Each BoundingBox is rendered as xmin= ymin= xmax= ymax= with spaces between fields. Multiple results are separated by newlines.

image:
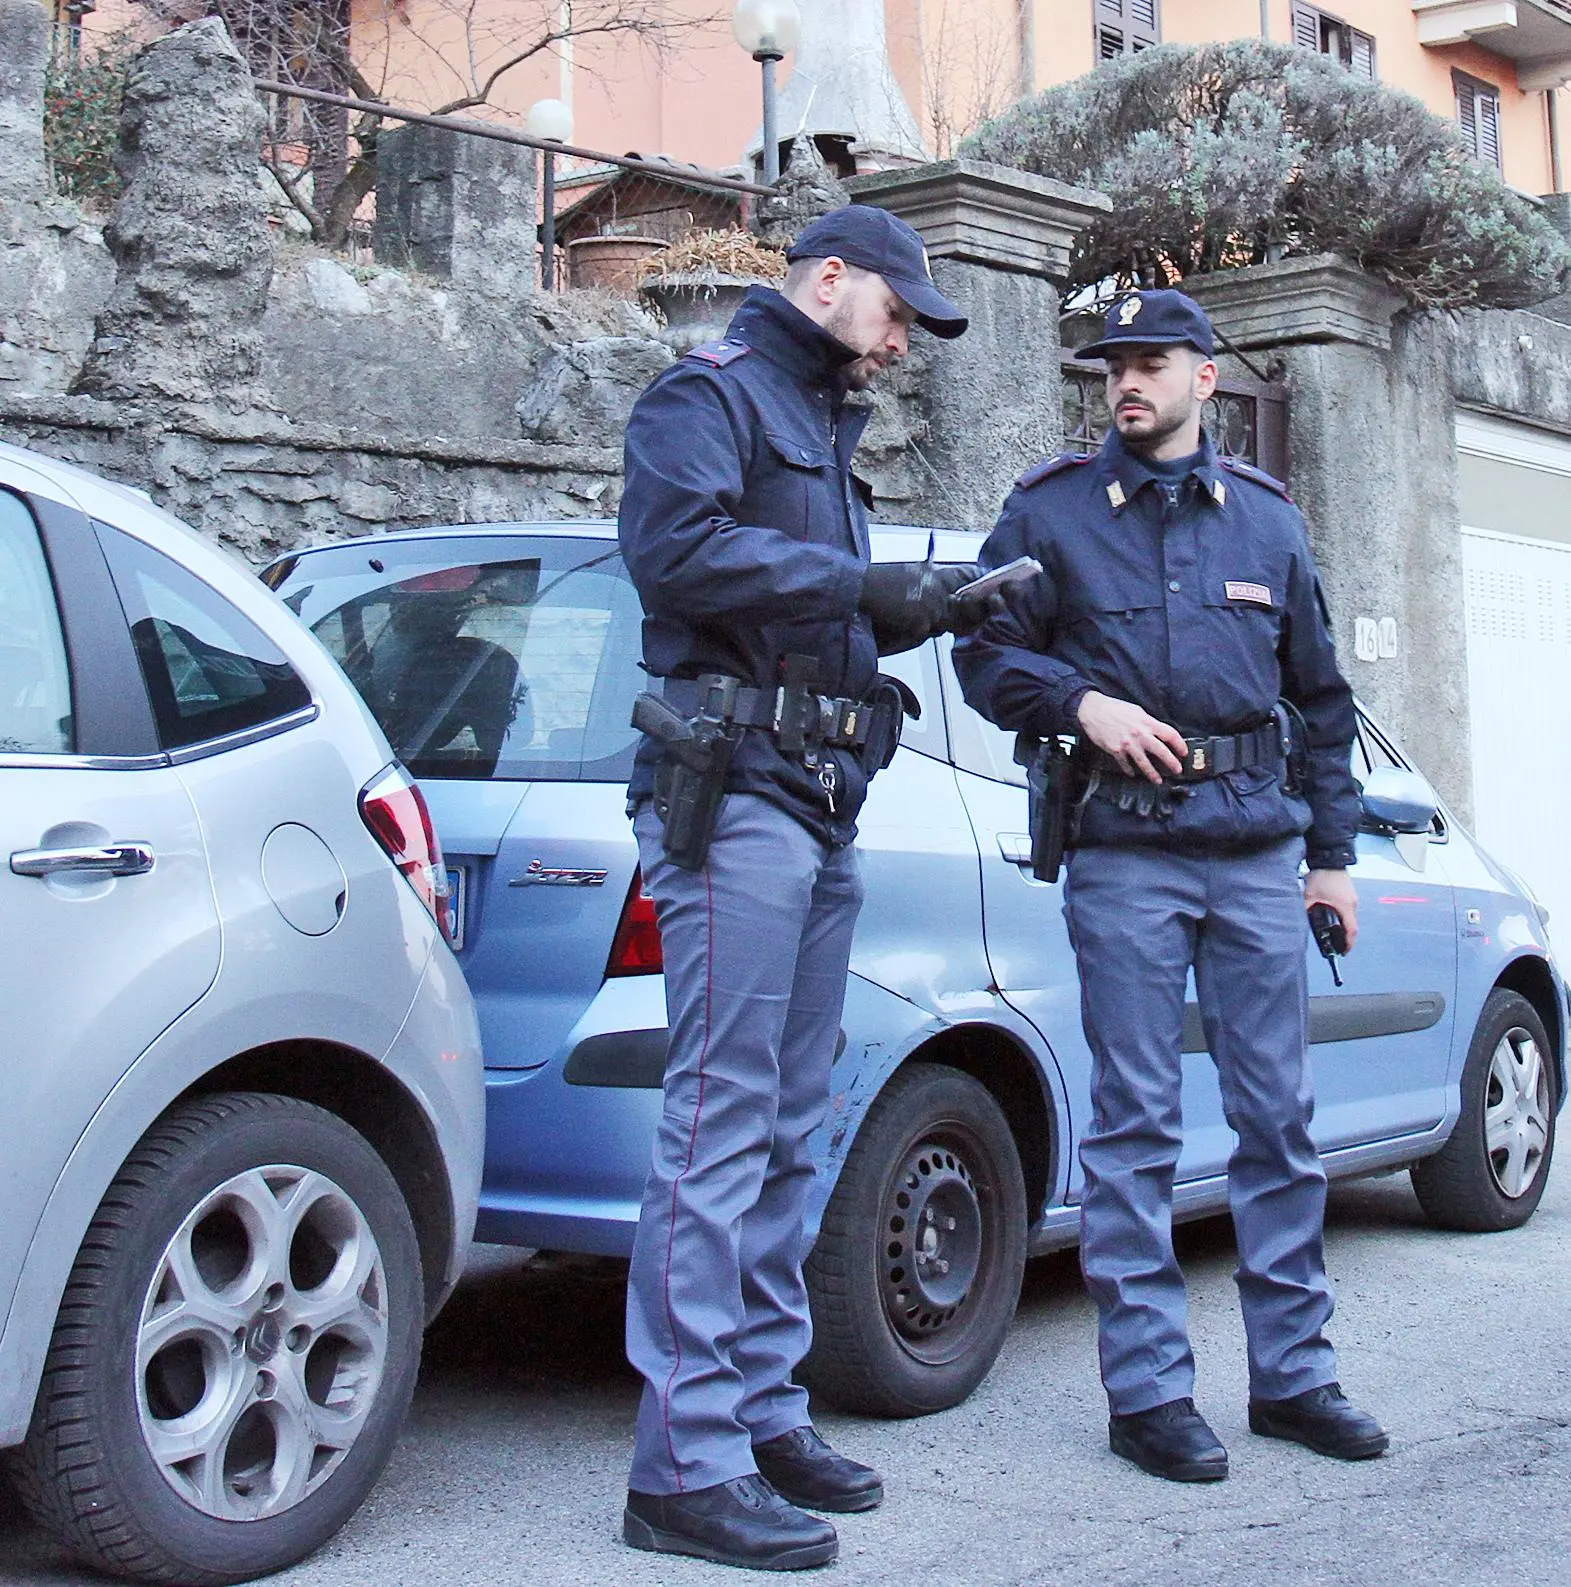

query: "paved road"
xmin=5 ymin=1165 xmax=1570 ymax=1586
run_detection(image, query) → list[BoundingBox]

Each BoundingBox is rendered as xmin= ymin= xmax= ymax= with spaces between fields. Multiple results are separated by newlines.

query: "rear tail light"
xmin=607 ymin=872 xmax=662 ymax=977
xmin=359 ymin=764 xmax=453 ymax=943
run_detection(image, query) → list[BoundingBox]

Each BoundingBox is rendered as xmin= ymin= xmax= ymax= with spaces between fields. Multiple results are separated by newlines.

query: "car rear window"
xmin=273 ymin=535 xmax=643 ymax=782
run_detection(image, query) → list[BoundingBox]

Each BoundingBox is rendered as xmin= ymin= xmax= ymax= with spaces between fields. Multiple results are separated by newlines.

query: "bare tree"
xmin=919 ymin=0 xmax=1025 ymax=159
xmin=139 ymin=1 xmax=714 ymax=246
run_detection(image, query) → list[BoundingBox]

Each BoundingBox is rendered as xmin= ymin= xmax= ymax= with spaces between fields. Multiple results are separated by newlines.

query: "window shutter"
xmin=1093 ymin=0 xmax=1159 ymax=56
xmin=1292 ymin=4 xmax=1321 ymax=50
xmin=1456 ymin=82 xmax=1477 ymax=152
xmin=1478 ymin=87 xmax=1501 ymax=167
xmin=1350 ymin=27 xmax=1376 ymax=80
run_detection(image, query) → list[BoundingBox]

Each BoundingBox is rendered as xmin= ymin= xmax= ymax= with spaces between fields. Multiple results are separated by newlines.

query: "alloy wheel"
xmin=135 ymin=1164 xmax=389 ymax=1521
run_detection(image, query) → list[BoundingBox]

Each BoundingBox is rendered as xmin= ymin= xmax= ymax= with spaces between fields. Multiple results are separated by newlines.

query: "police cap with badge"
xmin=1075 ymin=288 xmax=1215 ymax=361
xmin=786 ymin=206 xmax=969 ymax=340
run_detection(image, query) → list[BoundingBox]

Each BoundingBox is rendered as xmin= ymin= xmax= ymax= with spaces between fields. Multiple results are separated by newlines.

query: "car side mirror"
xmin=1359 ymin=766 xmax=1439 ymax=835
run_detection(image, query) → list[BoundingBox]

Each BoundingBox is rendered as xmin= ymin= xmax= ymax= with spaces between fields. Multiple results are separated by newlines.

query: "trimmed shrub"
xmin=962 ymin=39 xmax=1570 ymax=309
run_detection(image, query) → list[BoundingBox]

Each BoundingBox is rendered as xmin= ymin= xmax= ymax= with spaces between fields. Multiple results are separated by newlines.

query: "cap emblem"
xmin=1117 ymin=297 xmax=1144 ymax=327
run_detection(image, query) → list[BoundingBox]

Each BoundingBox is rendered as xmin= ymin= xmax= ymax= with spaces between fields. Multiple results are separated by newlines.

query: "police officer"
xmin=954 ymin=289 xmax=1388 ymax=1483
xmin=617 ymin=206 xmax=986 ymax=1570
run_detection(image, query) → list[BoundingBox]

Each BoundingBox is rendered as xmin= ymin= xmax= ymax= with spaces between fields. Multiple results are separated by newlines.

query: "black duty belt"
xmin=661 ymin=675 xmax=884 ymax=751
xmin=1089 ymin=718 xmax=1286 ymax=786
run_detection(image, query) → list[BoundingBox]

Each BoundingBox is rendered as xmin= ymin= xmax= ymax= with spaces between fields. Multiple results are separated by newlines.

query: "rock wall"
xmin=74 ymin=18 xmax=273 ymax=409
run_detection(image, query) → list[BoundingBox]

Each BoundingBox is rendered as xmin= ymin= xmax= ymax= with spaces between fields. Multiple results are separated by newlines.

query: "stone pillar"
xmin=1187 ymin=254 xmax=1472 ymax=817
xmin=0 ymin=0 xmax=49 ymax=204
xmin=846 ymin=158 xmax=1110 ymax=529
xmin=374 ymin=122 xmax=537 ymax=299
xmin=74 ymin=18 xmax=273 ymax=409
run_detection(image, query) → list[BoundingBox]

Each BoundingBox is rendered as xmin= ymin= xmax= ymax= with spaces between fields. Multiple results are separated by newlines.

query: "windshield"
xmin=274 ymin=535 xmax=643 ymax=782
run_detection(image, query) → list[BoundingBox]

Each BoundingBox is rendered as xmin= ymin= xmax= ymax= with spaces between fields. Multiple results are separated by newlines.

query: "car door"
xmin=0 ymin=486 xmax=220 ymax=1333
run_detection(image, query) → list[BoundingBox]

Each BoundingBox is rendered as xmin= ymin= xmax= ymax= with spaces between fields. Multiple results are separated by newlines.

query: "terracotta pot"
xmin=565 ymin=235 xmax=668 ymax=292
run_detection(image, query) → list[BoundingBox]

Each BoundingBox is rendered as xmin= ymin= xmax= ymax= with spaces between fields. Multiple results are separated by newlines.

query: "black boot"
xmin=1249 ymin=1382 xmax=1389 ymax=1460
xmin=753 ymin=1425 xmax=885 ymax=1513
xmin=1109 ymin=1397 xmax=1229 ymax=1482
xmin=623 ymin=1474 xmax=838 ymax=1571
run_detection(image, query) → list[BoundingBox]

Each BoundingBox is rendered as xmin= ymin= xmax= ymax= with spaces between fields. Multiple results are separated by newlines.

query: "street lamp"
xmin=527 ymin=97 xmax=574 ymax=291
xmin=733 ymin=0 xmax=800 ymax=186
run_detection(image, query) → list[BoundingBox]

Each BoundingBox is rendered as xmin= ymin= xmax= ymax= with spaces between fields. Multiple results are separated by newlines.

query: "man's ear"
xmin=816 ymin=256 xmax=848 ymax=306
xmin=1194 ymin=356 xmax=1220 ymax=402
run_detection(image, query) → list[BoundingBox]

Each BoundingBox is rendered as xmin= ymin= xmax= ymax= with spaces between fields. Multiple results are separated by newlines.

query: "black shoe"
xmin=1109 ymin=1397 xmax=1229 ymax=1482
xmin=753 ymin=1425 xmax=885 ymax=1513
xmin=1249 ymin=1382 xmax=1389 ymax=1460
xmin=623 ymin=1475 xmax=838 ymax=1571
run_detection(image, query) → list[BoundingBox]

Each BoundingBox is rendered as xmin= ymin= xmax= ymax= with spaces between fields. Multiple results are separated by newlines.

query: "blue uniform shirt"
xmin=952 ymin=429 xmax=1360 ymax=869
xmin=619 ymin=286 xmax=881 ymax=845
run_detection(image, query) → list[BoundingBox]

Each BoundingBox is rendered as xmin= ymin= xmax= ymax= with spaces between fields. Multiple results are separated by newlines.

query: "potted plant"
xmin=638 ymin=228 xmax=787 ymax=345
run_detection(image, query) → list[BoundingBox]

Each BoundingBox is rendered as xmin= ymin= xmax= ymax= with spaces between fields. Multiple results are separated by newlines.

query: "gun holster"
xmin=1015 ymin=734 xmax=1078 ymax=884
xmin=631 ymin=678 xmax=742 ymax=871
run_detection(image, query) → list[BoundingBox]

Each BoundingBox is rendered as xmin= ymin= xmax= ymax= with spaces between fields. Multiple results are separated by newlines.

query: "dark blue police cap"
xmin=1075 ymin=288 xmax=1215 ymax=360
xmin=786 ymin=205 xmax=968 ymax=339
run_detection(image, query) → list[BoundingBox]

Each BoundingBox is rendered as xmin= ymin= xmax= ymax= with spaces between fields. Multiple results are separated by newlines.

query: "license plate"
xmin=444 ymin=864 xmax=467 ymax=951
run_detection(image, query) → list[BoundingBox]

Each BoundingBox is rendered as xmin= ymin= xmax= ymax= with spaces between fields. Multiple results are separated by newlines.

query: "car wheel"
xmin=6 ymin=1091 xmax=424 ymax=1586
xmin=803 ymin=1063 xmax=1027 ymax=1418
xmin=1411 ymin=989 xmax=1558 ymax=1233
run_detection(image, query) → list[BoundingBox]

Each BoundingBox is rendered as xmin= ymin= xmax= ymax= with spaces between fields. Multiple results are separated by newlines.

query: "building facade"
xmin=51 ymin=2 xmax=1571 ymax=194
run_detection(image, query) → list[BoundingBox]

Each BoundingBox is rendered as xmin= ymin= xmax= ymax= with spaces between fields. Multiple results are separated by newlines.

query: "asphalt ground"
xmin=4 ymin=1163 xmax=1569 ymax=1587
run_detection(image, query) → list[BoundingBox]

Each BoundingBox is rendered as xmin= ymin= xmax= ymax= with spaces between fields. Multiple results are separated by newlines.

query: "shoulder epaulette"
xmin=1016 ymin=452 xmax=1093 ymax=490
xmin=683 ymin=339 xmax=752 ymax=369
xmin=1219 ymin=455 xmax=1293 ymax=502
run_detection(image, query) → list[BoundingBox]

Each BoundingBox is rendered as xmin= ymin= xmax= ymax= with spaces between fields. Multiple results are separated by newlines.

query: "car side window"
xmin=0 ymin=491 xmax=73 ymax=755
xmin=874 ymin=639 xmax=946 ymax=761
xmin=96 ymin=525 xmax=311 ymax=751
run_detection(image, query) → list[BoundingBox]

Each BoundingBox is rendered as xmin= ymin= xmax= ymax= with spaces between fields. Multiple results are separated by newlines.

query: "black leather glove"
xmin=859 ymin=561 xmax=992 ymax=655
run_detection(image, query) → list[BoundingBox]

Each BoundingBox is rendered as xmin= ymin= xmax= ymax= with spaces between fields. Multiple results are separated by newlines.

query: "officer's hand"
xmin=939 ymin=564 xmax=1008 ymax=638
xmin=1304 ymin=869 xmax=1360 ymax=952
xmin=1075 ymin=691 xmax=1187 ymax=783
xmin=859 ymin=561 xmax=956 ymax=653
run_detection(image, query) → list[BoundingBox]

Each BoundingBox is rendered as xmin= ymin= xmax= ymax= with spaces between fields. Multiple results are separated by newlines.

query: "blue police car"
xmin=266 ymin=521 xmax=1565 ymax=1417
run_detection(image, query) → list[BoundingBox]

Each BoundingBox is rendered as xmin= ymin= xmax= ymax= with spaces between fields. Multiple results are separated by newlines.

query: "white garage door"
xmin=1458 ymin=411 xmax=1571 ymax=952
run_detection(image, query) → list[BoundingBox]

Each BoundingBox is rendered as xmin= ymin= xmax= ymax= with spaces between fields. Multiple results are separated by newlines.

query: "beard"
xmin=824 ymin=302 xmax=894 ymax=391
xmin=1114 ymin=396 xmax=1193 ymax=453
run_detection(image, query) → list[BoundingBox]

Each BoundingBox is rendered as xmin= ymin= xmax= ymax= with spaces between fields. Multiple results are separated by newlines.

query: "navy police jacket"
xmin=952 ymin=429 xmax=1361 ymax=869
xmin=619 ymin=286 xmax=879 ymax=846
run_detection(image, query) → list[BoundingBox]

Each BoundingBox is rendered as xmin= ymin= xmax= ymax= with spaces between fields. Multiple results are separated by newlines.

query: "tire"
xmin=803 ymin=1063 xmax=1027 ymax=1418
xmin=5 ymin=1092 xmax=424 ymax=1586
xmin=1411 ymin=989 xmax=1558 ymax=1233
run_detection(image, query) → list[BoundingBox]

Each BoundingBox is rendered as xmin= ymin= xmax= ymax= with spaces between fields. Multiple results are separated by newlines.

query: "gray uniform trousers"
xmin=1063 ymin=838 xmax=1339 ymax=1415
xmin=626 ymin=793 xmax=863 ymax=1495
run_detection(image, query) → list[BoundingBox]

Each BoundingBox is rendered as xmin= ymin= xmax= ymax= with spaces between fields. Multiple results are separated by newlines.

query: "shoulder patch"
xmin=1219 ymin=455 xmax=1293 ymax=502
xmin=1016 ymin=452 xmax=1094 ymax=490
xmin=683 ymin=339 xmax=752 ymax=369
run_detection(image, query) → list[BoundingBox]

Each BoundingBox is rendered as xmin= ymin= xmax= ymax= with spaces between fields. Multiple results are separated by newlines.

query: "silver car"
xmin=0 ymin=442 xmax=485 ymax=1585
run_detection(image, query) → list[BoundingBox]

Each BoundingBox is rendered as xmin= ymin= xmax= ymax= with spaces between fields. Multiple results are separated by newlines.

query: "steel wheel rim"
xmin=879 ymin=1133 xmax=987 ymax=1362
xmin=135 ymin=1165 xmax=390 ymax=1521
xmin=1484 ymin=1025 xmax=1551 ymax=1200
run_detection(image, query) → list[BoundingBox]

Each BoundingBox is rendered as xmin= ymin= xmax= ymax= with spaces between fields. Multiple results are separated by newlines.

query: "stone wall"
xmin=0 ymin=392 xmax=621 ymax=563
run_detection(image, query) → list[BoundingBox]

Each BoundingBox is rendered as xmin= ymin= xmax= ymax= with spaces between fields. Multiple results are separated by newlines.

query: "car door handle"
xmin=10 ymin=841 xmax=156 ymax=878
xmin=997 ymin=834 xmax=1033 ymax=866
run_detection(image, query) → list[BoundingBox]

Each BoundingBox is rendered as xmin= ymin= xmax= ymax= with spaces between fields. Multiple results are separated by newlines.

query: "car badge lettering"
xmin=1225 ymin=581 xmax=1272 ymax=606
xmin=509 ymin=860 xmax=609 ymax=888
xmin=1117 ymin=297 xmax=1143 ymax=326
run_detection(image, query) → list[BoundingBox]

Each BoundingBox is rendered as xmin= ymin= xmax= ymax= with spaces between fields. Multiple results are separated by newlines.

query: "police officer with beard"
xmin=955 ymin=290 xmax=1389 ymax=1483
xmin=617 ymin=206 xmax=989 ymax=1570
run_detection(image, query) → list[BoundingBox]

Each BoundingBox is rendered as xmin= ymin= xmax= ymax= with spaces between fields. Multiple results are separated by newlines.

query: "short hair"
xmin=783 ymin=255 xmax=871 ymax=295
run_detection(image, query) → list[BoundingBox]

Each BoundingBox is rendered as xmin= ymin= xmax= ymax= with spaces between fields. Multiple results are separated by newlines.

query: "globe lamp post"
xmin=732 ymin=0 xmax=800 ymax=185
xmin=527 ymin=97 xmax=574 ymax=290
